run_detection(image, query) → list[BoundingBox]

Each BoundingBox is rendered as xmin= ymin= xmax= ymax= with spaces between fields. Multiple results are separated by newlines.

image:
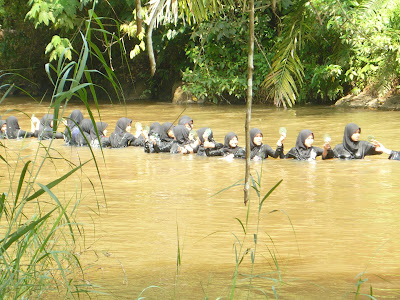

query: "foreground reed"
xmin=0 ymin=5 xmax=126 ymax=297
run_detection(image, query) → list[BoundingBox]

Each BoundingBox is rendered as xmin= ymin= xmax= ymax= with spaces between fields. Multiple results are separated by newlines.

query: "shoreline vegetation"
xmin=2 ymin=1 xmax=400 ymax=107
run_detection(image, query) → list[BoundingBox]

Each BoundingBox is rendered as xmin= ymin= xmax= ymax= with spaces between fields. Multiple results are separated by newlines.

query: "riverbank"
xmin=335 ymin=91 xmax=400 ymax=110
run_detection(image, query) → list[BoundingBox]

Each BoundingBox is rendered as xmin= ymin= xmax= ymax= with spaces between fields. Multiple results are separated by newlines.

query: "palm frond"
xmin=262 ymin=1 xmax=307 ymax=107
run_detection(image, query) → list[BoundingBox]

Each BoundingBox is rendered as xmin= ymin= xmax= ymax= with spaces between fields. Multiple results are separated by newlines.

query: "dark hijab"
xmin=93 ymin=121 xmax=108 ymax=138
xmin=223 ymin=132 xmax=241 ymax=154
xmin=40 ymin=114 xmax=54 ymax=132
xmin=64 ymin=109 xmax=84 ymax=135
xmin=250 ymin=128 xmax=263 ymax=150
xmin=294 ymin=129 xmax=314 ymax=160
xmin=161 ymin=122 xmax=175 ymax=142
xmin=114 ymin=117 xmax=131 ymax=135
xmin=110 ymin=117 xmax=132 ymax=146
xmin=5 ymin=116 xmax=20 ymax=139
xmin=66 ymin=110 xmax=84 ymax=129
xmin=342 ymin=123 xmax=361 ymax=155
xmin=178 ymin=115 xmax=193 ymax=127
xmin=173 ymin=125 xmax=190 ymax=144
xmin=37 ymin=114 xmax=54 ymax=139
xmin=197 ymin=127 xmax=214 ymax=144
xmin=149 ymin=122 xmax=163 ymax=138
xmin=80 ymin=119 xmax=95 ymax=140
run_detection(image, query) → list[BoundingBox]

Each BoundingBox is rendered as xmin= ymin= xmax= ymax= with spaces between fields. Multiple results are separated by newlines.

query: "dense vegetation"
xmin=1 ymin=0 xmax=400 ymax=106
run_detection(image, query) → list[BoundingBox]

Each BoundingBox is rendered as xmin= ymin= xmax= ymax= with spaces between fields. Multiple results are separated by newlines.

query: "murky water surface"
xmin=1 ymin=98 xmax=400 ymax=299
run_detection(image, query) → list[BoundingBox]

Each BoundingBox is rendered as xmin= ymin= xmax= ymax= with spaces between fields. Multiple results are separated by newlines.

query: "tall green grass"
xmin=0 ymin=5 xmax=127 ymax=298
xmin=228 ymin=169 xmax=292 ymax=299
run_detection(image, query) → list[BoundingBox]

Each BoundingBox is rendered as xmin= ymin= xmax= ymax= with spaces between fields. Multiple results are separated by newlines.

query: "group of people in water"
xmin=1 ymin=110 xmax=399 ymax=161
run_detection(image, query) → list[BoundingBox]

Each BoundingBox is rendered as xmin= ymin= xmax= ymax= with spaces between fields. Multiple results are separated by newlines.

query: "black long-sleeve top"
xmin=333 ymin=141 xmax=381 ymax=159
xmin=284 ymin=146 xmax=334 ymax=160
xmin=250 ymin=144 xmax=283 ymax=160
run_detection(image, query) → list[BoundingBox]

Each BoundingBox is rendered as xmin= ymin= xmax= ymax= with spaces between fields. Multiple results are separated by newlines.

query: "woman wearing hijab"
xmin=178 ymin=115 xmax=193 ymax=130
xmin=284 ymin=129 xmax=333 ymax=160
xmin=333 ymin=123 xmax=390 ymax=159
xmin=196 ymin=127 xmax=224 ymax=156
xmin=170 ymin=124 xmax=199 ymax=154
xmin=249 ymin=128 xmax=285 ymax=160
xmin=161 ymin=122 xmax=175 ymax=142
xmin=75 ymin=119 xmax=95 ymax=146
xmin=146 ymin=122 xmax=175 ymax=153
xmin=144 ymin=122 xmax=163 ymax=153
xmin=222 ymin=132 xmax=246 ymax=158
xmin=64 ymin=109 xmax=84 ymax=145
xmin=109 ymin=117 xmax=136 ymax=148
xmin=3 ymin=116 xmax=34 ymax=139
xmin=90 ymin=121 xmax=110 ymax=148
xmin=35 ymin=114 xmax=64 ymax=140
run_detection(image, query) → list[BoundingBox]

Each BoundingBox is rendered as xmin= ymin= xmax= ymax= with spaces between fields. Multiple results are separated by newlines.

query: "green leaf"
xmin=0 ymin=208 xmax=56 ymax=255
xmin=25 ymin=160 xmax=91 ymax=202
xmin=15 ymin=161 xmax=32 ymax=206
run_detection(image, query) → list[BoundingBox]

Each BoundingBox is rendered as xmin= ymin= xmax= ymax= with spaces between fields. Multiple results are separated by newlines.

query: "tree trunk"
xmin=244 ymin=0 xmax=254 ymax=206
xmin=147 ymin=0 xmax=165 ymax=76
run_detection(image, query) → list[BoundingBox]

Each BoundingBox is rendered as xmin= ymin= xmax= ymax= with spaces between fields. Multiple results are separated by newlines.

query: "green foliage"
xmin=45 ymin=35 xmax=73 ymax=61
xmin=182 ymin=12 xmax=275 ymax=104
xmin=262 ymin=0 xmax=308 ymax=107
xmin=311 ymin=64 xmax=344 ymax=102
xmin=26 ymin=0 xmax=89 ymax=30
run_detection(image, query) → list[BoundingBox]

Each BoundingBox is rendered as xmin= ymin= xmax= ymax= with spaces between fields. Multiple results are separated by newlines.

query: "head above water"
xmin=149 ymin=122 xmax=163 ymax=137
xmin=296 ymin=129 xmax=314 ymax=149
xmin=173 ymin=125 xmax=190 ymax=144
xmin=250 ymin=128 xmax=263 ymax=149
xmin=162 ymin=122 xmax=175 ymax=140
xmin=178 ymin=115 xmax=193 ymax=130
xmin=115 ymin=117 xmax=132 ymax=135
xmin=67 ymin=109 xmax=84 ymax=128
xmin=343 ymin=123 xmax=361 ymax=154
xmin=5 ymin=116 xmax=20 ymax=138
xmin=224 ymin=132 xmax=238 ymax=148
xmin=197 ymin=127 xmax=213 ymax=144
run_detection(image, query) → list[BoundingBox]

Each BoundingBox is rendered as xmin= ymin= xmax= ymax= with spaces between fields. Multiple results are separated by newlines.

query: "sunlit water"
xmin=1 ymin=98 xmax=400 ymax=299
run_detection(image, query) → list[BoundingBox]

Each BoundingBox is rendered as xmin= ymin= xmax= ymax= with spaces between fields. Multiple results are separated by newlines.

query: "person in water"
xmin=161 ymin=122 xmax=175 ymax=143
xmin=170 ymin=125 xmax=199 ymax=154
xmin=1 ymin=116 xmax=33 ymax=139
xmin=64 ymin=109 xmax=84 ymax=145
xmin=75 ymin=119 xmax=94 ymax=146
xmin=144 ymin=122 xmax=163 ymax=153
xmin=249 ymin=128 xmax=285 ymax=160
xmin=283 ymin=129 xmax=334 ymax=160
xmin=222 ymin=132 xmax=246 ymax=158
xmin=90 ymin=121 xmax=110 ymax=148
xmin=333 ymin=123 xmax=390 ymax=159
xmin=109 ymin=117 xmax=136 ymax=148
xmin=196 ymin=127 xmax=224 ymax=156
xmin=178 ymin=115 xmax=193 ymax=130
xmin=34 ymin=114 xmax=64 ymax=140
xmin=145 ymin=122 xmax=176 ymax=153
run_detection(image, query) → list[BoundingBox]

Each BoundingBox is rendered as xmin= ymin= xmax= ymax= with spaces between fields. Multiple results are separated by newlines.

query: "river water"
xmin=1 ymin=98 xmax=400 ymax=299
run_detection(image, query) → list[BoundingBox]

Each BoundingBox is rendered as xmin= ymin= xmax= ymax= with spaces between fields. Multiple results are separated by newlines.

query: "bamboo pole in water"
xmin=244 ymin=0 xmax=254 ymax=206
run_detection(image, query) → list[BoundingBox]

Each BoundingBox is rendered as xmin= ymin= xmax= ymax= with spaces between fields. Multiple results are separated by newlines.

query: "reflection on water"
xmin=1 ymin=98 xmax=400 ymax=298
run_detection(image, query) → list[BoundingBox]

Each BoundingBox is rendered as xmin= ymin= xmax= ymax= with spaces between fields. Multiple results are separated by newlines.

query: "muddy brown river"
xmin=1 ymin=97 xmax=400 ymax=299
